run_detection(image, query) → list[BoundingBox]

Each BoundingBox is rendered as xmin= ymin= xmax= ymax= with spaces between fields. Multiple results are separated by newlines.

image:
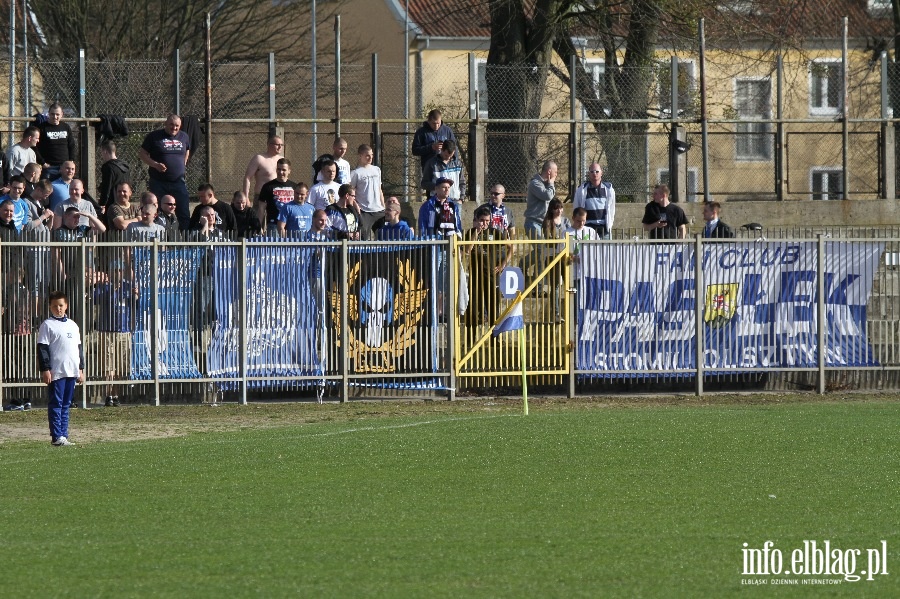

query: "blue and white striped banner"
xmin=207 ymin=244 xmax=322 ymax=388
xmin=131 ymin=248 xmax=205 ymax=379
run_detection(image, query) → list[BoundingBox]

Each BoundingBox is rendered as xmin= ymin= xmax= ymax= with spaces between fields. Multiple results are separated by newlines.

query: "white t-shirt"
xmin=350 ymin=165 xmax=384 ymax=213
xmin=7 ymin=144 xmax=37 ymax=177
xmin=316 ymin=157 xmax=351 ymax=185
xmin=127 ymin=221 xmax=167 ymax=241
xmin=309 ymin=181 xmax=341 ymax=211
xmin=37 ymin=316 xmax=82 ymax=381
xmin=567 ymin=225 xmax=598 ymax=241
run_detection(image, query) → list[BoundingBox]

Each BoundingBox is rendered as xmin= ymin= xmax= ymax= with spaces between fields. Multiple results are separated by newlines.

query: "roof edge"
xmin=384 ymin=0 xmax=424 ymax=39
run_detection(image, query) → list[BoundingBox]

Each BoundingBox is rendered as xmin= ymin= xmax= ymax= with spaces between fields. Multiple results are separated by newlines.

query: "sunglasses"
xmin=490 ymin=192 xmax=503 ymax=196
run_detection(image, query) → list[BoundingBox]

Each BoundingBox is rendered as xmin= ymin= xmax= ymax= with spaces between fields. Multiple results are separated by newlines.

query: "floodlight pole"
xmin=8 ymin=0 xmax=15 ymax=149
xmin=312 ymin=0 xmax=318 ymax=158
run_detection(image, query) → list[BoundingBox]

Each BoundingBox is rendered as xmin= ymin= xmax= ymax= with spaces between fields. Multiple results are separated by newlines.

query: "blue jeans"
xmin=149 ymin=178 xmax=191 ymax=230
xmin=44 ymin=165 xmax=61 ymax=181
xmin=522 ymin=218 xmax=544 ymax=280
xmin=47 ymin=377 xmax=75 ymax=441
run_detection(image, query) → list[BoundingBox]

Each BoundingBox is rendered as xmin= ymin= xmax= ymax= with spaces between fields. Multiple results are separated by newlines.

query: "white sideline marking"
xmin=295 ymin=413 xmax=517 ymax=439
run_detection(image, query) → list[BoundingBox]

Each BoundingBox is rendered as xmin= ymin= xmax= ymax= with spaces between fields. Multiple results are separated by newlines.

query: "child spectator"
xmin=37 ymin=290 xmax=85 ymax=445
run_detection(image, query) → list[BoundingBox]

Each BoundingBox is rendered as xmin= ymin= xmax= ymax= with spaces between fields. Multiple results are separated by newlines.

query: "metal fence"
xmin=3 ymin=35 xmax=900 ymax=207
xmin=3 ymin=232 xmax=900 ymax=408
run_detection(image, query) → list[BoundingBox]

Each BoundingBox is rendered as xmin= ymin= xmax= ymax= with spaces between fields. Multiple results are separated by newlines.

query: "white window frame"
xmin=810 ymin=168 xmax=843 ymax=200
xmin=867 ymin=0 xmax=891 ymax=17
xmin=718 ymin=1 xmax=754 ymax=14
xmin=476 ymin=59 xmax=489 ymax=118
xmin=809 ymin=59 xmax=842 ymax=117
xmin=658 ymin=60 xmax=696 ymax=117
xmin=657 ymin=167 xmax=699 ymax=203
xmin=581 ymin=59 xmax=610 ymax=117
xmin=734 ymin=77 xmax=772 ymax=161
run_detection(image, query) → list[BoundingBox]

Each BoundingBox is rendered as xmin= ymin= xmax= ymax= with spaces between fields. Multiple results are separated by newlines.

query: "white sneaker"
xmin=52 ymin=436 xmax=74 ymax=446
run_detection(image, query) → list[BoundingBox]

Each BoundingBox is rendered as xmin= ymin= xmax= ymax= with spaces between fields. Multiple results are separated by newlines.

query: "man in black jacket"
xmin=702 ymin=201 xmax=735 ymax=239
xmin=412 ymin=109 xmax=458 ymax=170
xmin=98 ymin=140 xmax=131 ymax=209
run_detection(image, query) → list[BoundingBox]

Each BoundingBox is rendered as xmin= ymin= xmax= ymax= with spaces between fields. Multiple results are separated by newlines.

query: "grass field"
xmin=1 ymin=396 xmax=898 ymax=597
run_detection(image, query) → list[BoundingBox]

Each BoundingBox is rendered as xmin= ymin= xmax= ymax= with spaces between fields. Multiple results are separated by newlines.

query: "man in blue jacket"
xmin=412 ymin=109 xmax=458 ymax=170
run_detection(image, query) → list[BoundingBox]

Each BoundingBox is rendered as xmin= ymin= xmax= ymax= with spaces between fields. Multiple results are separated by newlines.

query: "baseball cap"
xmin=435 ymin=177 xmax=454 ymax=186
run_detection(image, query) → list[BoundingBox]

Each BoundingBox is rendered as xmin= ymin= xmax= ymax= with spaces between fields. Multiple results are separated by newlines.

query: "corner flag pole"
xmin=520 ymin=325 xmax=528 ymax=416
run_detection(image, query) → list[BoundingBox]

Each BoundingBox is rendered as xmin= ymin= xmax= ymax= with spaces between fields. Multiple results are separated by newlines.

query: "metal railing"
xmin=2 ymin=232 xmax=899 ymax=408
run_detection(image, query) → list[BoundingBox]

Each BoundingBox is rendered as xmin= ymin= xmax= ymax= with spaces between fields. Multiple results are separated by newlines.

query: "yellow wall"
xmin=416 ymin=45 xmax=886 ymax=200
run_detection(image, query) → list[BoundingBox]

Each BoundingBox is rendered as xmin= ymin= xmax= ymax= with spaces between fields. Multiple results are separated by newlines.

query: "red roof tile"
xmin=405 ymin=0 xmax=894 ymax=43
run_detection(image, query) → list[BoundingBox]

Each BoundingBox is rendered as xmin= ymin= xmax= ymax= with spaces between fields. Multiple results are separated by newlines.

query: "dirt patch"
xmin=1 ymin=394 xmax=892 ymax=445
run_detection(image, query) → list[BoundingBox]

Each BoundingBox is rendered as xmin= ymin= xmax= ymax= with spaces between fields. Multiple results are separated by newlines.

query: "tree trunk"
xmin=484 ymin=0 xmax=558 ymax=197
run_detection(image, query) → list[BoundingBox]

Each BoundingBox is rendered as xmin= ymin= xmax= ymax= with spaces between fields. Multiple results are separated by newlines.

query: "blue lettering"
xmin=778 ymin=271 xmax=816 ymax=302
xmin=741 ymin=273 xmax=766 ymax=305
xmin=719 ymin=249 xmax=740 ymax=269
xmin=740 ymin=249 xmax=755 ymax=267
xmin=665 ymin=279 xmax=695 ymax=312
xmin=781 ymin=244 xmax=801 ymax=264
xmin=760 ymin=246 xmax=782 ymax=266
xmin=655 ymin=252 xmax=669 ymax=269
xmin=627 ymin=282 xmax=656 ymax=314
xmin=754 ymin=304 xmax=775 ymax=324
xmin=584 ymin=278 xmax=624 ymax=312
xmin=826 ymin=274 xmax=860 ymax=305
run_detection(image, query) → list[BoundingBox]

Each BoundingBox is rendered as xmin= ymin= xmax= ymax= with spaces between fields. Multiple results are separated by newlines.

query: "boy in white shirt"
xmin=309 ymin=163 xmax=340 ymax=211
xmin=37 ymin=290 xmax=84 ymax=446
xmin=568 ymin=207 xmax=597 ymax=283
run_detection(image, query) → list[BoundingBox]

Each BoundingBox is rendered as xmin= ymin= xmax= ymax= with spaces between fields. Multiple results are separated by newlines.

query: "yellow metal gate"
xmin=452 ymin=237 xmax=571 ymax=387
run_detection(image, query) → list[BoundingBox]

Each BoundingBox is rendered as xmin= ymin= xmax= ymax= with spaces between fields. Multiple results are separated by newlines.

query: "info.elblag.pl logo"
xmin=741 ymin=540 xmax=889 ymax=585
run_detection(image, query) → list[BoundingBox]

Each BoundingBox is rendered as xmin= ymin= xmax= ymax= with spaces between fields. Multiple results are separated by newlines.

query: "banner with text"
xmin=576 ymin=241 xmax=884 ymax=375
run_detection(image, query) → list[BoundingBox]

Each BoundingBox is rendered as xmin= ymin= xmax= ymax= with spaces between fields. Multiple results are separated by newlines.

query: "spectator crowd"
xmin=1 ymin=106 xmax=738 ymax=408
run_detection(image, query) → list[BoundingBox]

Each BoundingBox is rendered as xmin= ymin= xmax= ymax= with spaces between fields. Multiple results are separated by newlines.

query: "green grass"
xmin=1 ymin=400 xmax=899 ymax=597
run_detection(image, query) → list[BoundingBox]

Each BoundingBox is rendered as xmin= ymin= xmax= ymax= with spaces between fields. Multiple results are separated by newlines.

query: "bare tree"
xmin=479 ymin=0 xmax=706 ymax=197
xmin=28 ymin=0 xmax=357 ymax=62
xmin=23 ymin=0 xmax=373 ymax=119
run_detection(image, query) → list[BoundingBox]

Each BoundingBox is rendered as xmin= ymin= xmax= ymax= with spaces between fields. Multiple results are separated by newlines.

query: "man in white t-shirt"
xmin=349 ymin=144 xmax=385 ymax=240
xmin=7 ymin=126 xmax=40 ymax=178
xmin=309 ymin=162 xmax=340 ymax=211
xmin=316 ymin=137 xmax=351 ymax=184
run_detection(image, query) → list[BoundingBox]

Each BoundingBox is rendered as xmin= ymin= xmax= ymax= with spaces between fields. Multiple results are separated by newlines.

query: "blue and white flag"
xmin=131 ymin=248 xmax=205 ymax=379
xmin=207 ymin=244 xmax=322 ymax=389
xmin=492 ymin=299 xmax=524 ymax=336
